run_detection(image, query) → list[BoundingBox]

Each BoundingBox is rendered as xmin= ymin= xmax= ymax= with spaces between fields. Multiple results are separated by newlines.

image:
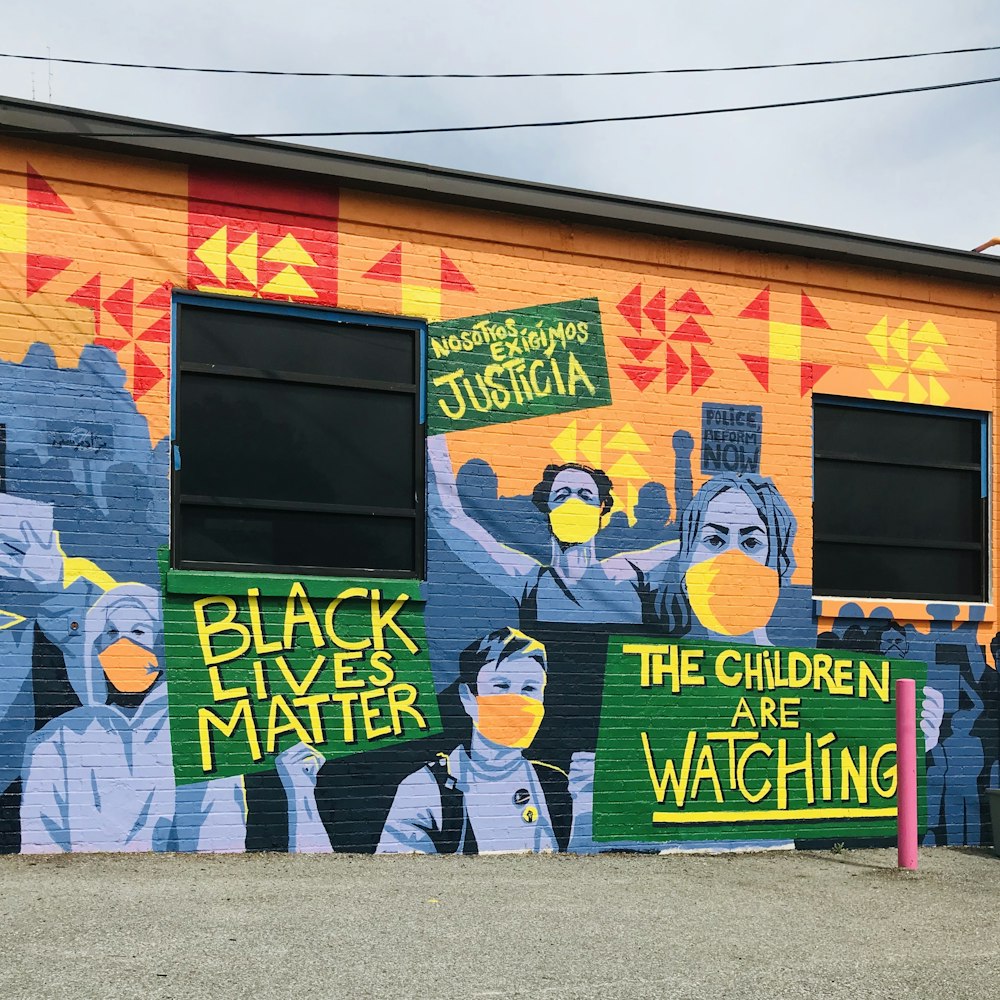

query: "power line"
xmin=0 ymin=43 xmax=997 ymax=79
xmin=5 ymin=73 xmax=999 ymax=139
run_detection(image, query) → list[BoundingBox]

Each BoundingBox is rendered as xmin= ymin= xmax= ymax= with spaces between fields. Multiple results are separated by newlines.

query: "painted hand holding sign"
xmin=165 ymin=582 xmax=442 ymax=785
xmin=594 ymin=638 xmax=927 ymax=842
xmin=427 ymin=298 xmax=611 ymax=433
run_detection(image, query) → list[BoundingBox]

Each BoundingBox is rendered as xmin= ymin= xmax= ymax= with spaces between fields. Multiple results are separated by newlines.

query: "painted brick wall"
xmin=0 ymin=138 xmax=997 ymax=855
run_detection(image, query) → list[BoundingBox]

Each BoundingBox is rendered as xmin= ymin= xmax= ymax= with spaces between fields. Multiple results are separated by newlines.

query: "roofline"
xmin=2 ymin=94 xmax=999 ymax=287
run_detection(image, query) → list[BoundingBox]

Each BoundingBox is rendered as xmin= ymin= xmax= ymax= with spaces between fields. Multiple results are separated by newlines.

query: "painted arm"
xmin=20 ymin=735 xmax=71 ymax=853
xmin=566 ymin=751 xmax=596 ymax=854
xmin=602 ymin=539 xmax=679 ymax=578
xmin=427 ymin=434 xmax=538 ymax=598
xmin=276 ymin=743 xmax=332 ymax=853
xmin=376 ymin=768 xmax=441 ymax=854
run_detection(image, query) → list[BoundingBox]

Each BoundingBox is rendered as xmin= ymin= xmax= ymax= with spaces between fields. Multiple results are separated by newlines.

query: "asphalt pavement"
xmin=1 ymin=847 xmax=998 ymax=999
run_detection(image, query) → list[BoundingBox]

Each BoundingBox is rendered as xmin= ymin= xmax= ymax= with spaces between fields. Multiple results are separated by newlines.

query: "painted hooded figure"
xmin=20 ymin=583 xmax=245 ymax=853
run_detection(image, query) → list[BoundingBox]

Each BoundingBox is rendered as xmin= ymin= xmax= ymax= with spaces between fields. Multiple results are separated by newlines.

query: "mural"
xmin=0 ymin=144 xmax=995 ymax=856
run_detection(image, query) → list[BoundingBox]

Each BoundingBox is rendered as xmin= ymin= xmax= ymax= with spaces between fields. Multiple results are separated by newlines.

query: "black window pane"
xmin=814 ymin=541 xmax=983 ymax=602
xmin=179 ymin=374 xmax=415 ymax=510
xmin=179 ymin=505 xmax=415 ymax=575
xmin=815 ymin=402 xmax=981 ymax=467
xmin=178 ymin=306 xmax=416 ymax=386
xmin=814 ymin=461 xmax=981 ymax=546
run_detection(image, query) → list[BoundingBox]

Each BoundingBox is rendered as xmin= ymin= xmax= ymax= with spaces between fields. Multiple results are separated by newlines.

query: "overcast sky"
xmin=1 ymin=1 xmax=998 ymax=250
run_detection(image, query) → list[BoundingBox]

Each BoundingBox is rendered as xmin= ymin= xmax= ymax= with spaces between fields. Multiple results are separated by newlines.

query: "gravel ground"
xmin=0 ymin=847 xmax=998 ymax=999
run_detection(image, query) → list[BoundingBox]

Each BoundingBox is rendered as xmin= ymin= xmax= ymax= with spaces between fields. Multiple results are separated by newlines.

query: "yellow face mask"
xmin=548 ymin=497 xmax=604 ymax=544
xmin=684 ymin=549 xmax=779 ymax=636
xmin=98 ymin=637 xmax=161 ymax=694
xmin=474 ymin=694 xmax=545 ymax=749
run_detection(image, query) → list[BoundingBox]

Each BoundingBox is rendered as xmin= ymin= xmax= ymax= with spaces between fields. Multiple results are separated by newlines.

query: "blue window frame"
xmin=171 ymin=292 xmax=427 ymax=578
xmin=813 ymin=396 xmax=988 ymax=602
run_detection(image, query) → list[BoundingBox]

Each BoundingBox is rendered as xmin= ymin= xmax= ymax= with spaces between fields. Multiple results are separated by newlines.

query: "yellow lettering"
xmin=198 ymin=699 xmax=260 ymax=772
xmin=324 ymin=588 xmax=372 ymax=651
xmin=283 ymin=582 xmax=324 ymax=650
xmin=194 ymin=596 xmax=251 ymax=666
xmin=641 ymin=729 xmax=697 ymax=807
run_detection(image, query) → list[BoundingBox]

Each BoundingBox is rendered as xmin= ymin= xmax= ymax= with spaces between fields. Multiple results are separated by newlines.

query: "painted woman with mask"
xmin=377 ymin=628 xmax=593 ymax=854
xmin=427 ymin=435 xmax=685 ymax=763
xmin=658 ymin=473 xmax=796 ymax=644
xmin=19 ymin=583 xmax=249 ymax=853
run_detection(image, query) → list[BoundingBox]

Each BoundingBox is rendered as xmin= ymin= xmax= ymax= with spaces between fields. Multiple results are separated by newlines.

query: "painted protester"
xmin=428 ymin=434 xmax=687 ymax=764
xmin=19 ymin=584 xmax=248 ymax=852
xmin=657 ymin=472 xmax=797 ymax=644
xmin=377 ymin=628 xmax=593 ymax=854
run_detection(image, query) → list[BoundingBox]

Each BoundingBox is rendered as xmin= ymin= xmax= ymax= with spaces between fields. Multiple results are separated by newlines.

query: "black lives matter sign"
xmin=701 ymin=403 xmax=762 ymax=475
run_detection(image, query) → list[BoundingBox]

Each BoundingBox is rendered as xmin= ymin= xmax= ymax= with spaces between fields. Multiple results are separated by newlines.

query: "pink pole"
xmin=896 ymin=677 xmax=918 ymax=870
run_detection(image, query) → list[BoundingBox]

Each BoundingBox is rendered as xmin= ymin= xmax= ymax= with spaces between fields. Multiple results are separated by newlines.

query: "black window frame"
xmin=170 ymin=292 xmax=427 ymax=579
xmin=812 ymin=395 xmax=989 ymax=603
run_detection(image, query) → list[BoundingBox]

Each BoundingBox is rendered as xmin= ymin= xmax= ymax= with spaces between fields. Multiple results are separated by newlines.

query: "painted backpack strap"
xmin=425 ymin=753 xmax=478 ymax=855
xmin=531 ymin=760 xmax=573 ymax=853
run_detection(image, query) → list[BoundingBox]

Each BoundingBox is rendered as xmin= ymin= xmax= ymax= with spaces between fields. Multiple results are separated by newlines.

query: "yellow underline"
xmin=652 ymin=806 xmax=897 ymax=824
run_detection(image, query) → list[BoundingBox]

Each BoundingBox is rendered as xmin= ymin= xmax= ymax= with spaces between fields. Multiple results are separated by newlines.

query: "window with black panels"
xmin=813 ymin=397 xmax=987 ymax=602
xmin=172 ymin=296 xmax=426 ymax=577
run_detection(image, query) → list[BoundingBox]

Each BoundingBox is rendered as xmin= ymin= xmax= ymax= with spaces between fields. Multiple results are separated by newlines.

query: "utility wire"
xmin=5 ymin=73 xmax=1000 ymax=139
xmin=0 ymin=43 xmax=997 ymax=79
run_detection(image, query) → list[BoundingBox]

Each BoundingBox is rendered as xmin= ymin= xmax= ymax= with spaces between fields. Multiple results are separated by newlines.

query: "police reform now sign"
xmin=593 ymin=638 xmax=926 ymax=842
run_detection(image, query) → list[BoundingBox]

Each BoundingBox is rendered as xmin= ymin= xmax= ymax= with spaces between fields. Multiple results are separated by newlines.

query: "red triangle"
xmin=440 ymin=251 xmax=475 ymax=292
xmin=67 ymin=274 xmax=101 ymax=334
xmin=132 ymin=346 xmax=164 ymax=400
xmin=619 ymin=336 xmax=663 ymax=363
xmin=138 ymin=313 xmax=171 ymax=343
xmin=26 ymin=253 xmax=72 ymax=297
xmin=95 ymin=334 xmax=130 ymax=352
xmin=739 ymin=354 xmax=770 ymax=391
xmin=669 ymin=316 xmax=712 ymax=344
xmin=800 ymin=361 xmax=831 ymax=396
xmin=739 ymin=286 xmax=770 ymax=321
xmin=643 ymin=288 xmax=666 ymax=332
xmin=364 ymin=243 xmax=403 ymax=283
xmin=665 ymin=344 xmax=689 ymax=392
xmin=138 ymin=280 xmax=172 ymax=313
xmin=689 ymin=346 xmax=713 ymax=393
xmin=617 ymin=283 xmax=643 ymax=332
xmin=620 ymin=364 xmax=661 ymax=391
xmin=670 ymin=287 xmax=712 ymax=316
xmin=801 ymin=292 xmax=830 ymax=329
xmin=103 ymin=279 xmax=135 ymax=336
xmin=26 ymin=164 xmax=72 ymax=214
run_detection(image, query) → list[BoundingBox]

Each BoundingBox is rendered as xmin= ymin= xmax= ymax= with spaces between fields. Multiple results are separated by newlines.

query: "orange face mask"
xmin=474 ymin=694 xmax=545 ymax=749
xmin=98 ymin=637 xmax=161 ymax=694
xmin=684 ymin=549 xmax=779 ymax=637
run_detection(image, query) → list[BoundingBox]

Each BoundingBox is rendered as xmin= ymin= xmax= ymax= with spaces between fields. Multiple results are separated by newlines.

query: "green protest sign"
xmin=427 ymin=297 xmax=611 ymax=434
xmin=594 ymin=638 xmax=926 ymax=842
xmin=164 ymin=581 xmax=442 ymax=785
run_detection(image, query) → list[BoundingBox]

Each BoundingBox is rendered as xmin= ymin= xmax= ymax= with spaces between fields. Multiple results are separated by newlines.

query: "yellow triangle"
xmin=928 ymin=376 xmax=950 ymax=405
xmin=605 ymin=422 xmax=650 ymax=454
xmin=608 ymin=454 xmax=649 ymax=481
xmin=913 ymin=321 xmax=946 ymax=346
xmin=550 ymin=420 xmax=578 ymax=463
xmin=888 ymin=321 xmax=909 ymax=363
xmin=228 ymin=231 xmax=258 ymax=286
xmin=261 ymin=265 xmax=318 ymax=299
xmin=870 ymin=389 xmax=906 ymax=401
xmin=262 ymin=232 xmax=316 ymax=268
xmin=194 ymin=225 xmax=228 ymax=283
xmin=865 ymin=316 xmax=889 ymax=361
xmin=907 ymin=374 xmax=928 ymax=404
xmin=911 ymin=347 xmax=947 ymax=374
xmin=579 ymin=424 xmax=603 ymax=468
xmin=196 ymin=284 xmax=254 ymax=297
xmin=0 ymin=609 xmax=26 ymax=631
xmin=870 ymin=364 xmax=904 ymax=388
xmin=0 ymin=203 xmax=27 ymax=254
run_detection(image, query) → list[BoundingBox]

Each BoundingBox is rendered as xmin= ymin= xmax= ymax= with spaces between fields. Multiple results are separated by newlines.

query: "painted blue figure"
xmin=377 ymin=628 xmax=592 ymax=854
xmin=19 ymin=584 xmax=247 ymax=852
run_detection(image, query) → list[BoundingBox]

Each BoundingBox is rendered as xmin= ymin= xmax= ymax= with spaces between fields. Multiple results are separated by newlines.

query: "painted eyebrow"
xmin=739 ymin=525 xmax=765 ymax=537
xmin=703 ymin=522 xmax=729 ymax=535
